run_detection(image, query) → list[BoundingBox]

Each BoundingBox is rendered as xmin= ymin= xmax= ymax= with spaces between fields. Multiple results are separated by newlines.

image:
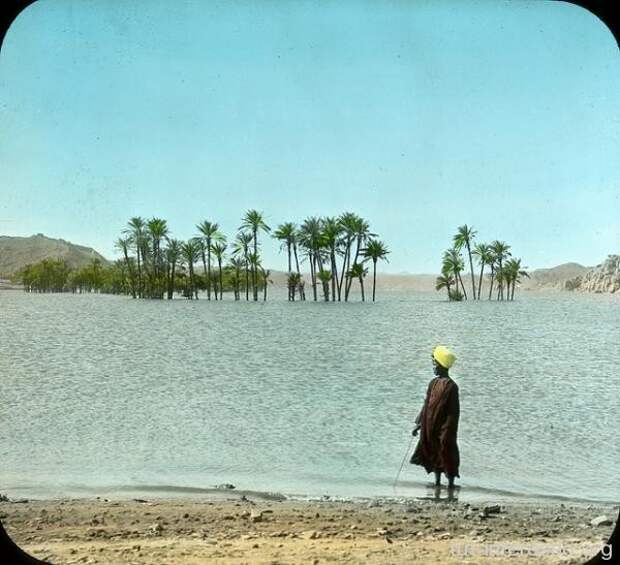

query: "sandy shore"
xmin=1 ymin=492 xmax=616 ymax=564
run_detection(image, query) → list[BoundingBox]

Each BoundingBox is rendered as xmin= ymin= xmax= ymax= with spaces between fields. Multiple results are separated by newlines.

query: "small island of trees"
xmin=14 ymin=210 xmax=390 ymax=303
xmin=436 ymin=224 xmax=529 ymax=301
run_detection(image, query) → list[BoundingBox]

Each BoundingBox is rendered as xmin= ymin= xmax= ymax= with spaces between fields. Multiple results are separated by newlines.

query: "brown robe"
xmin=410 ymin=375 xmax=460 ymax=478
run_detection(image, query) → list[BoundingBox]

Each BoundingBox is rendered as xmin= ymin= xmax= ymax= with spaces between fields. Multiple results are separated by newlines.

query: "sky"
xmin=0 ymin=0 xmax=618 ymax=273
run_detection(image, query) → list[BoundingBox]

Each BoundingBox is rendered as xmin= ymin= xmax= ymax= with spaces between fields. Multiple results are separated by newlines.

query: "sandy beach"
xmin=1 ymin=491 xmax=616 ymax=564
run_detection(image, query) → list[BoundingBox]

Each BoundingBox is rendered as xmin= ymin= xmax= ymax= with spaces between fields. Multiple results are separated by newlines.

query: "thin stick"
xmin=392 ymin=434 xmax=415 ymax=493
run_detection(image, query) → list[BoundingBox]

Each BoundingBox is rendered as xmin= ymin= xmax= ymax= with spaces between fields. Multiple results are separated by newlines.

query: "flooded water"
xmin=1 ymin=290 xmax=618 ymax=504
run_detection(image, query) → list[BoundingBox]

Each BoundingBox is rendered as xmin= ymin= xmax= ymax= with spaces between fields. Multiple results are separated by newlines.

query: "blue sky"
xmin=0 ymin=0 xmax=618 ymax=273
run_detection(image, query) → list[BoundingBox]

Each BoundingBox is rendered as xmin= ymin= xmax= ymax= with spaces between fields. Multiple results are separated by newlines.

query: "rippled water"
xmin=1 ymin=290 xmax=618 ymax=503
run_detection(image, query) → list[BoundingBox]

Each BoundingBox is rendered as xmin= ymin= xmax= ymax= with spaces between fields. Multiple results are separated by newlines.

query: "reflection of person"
xmin=410 ymin=346 xmax=460 ymax=489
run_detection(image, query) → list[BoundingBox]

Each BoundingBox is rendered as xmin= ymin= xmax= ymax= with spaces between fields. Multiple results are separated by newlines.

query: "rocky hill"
xmin=565 ymin=255 xmax=620 ymax=294
xmin=0 ymin=234 xmax=109 ymax=276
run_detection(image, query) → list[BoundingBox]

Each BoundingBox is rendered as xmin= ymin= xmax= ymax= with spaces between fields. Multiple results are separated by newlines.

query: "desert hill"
xmin=0 ymin=234 xmax=109 ymax=276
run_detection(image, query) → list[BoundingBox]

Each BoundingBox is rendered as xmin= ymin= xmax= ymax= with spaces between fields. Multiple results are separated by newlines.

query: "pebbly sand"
xmin=1 ymin=490 xmax=617 ymax=564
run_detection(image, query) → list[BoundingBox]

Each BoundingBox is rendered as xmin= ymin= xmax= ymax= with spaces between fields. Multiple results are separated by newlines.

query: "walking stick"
xmin=392 ymin=433 xmax=416 ymax=492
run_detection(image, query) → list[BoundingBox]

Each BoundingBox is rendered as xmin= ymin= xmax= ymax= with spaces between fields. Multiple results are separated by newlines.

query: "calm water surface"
xmin=1 ymin=290 xmax=618 ymax=503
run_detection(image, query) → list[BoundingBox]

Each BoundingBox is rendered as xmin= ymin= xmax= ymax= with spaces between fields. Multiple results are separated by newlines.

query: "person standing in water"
xmin=410 ymin=346 xmax=460 ymax=489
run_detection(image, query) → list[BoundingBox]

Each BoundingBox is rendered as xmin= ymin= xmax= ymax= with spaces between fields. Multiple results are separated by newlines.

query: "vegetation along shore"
xmin=8 ymin=214 xmax=537 ymax=302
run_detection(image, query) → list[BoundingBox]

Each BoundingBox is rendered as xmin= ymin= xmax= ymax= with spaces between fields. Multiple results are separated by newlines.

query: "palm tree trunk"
xmin=372 ymin=260 xmax=377 ymax=302
xmin=338 ymin=238 xmax=351 ymax=301
xmin=310 ymin=254 xmax=317 ymax=301
xmin=511 ymin=279 xmax=516 ymax=301
xmin=466 ymin=243 xmax=476 ymax=300
xmin=287 ymin=242 xmax=292 ymax=301
xmin=488 ymin=269 xmax=495 ymax=300
xmin=345 ymin=237 xmax=362 ymax=300
xmin=219 ymin=259 xmax=223 ymax=300
xmin=136 ymin=247 xmax=142 ymax=298
xmin=477 ymin=263 xmax=485 ymax=301
xmin=292 ymin=242 xmax=302 ymax=300
xmin=169 ymin=264 xmax=176 ymax=299
xmin=458 ymin=273 xmax=468 ymax=300
xmin=252 ymin=229 xmax=258 ymax=301
xmin=498 ymin=260 xmax=504 ymax=300
xmin=287 ymin=242 xmax=292 ymax=273
xmin=331 ymin=249 xmax=338 ymax=302
xmin=359 ymin=276 xmax=365 ymax=302
xmin=293 ymin=242 xmax=301 ymax=274
xmin=244 ymin=255 xmax=249 ymax=301
xmin=235 ymin=265 xmax=240 ymax=300
xmin=122 ymin=249 xmax=136 ymax=299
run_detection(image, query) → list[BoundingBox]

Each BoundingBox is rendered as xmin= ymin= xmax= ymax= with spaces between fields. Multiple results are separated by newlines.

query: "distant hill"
xmin=0 ymin=234 xmax=109 ymax=276
xmin=1 ymin=234 xmax=612 ymax=294
xmin=521 ymin=262 xmax=591 ymax=291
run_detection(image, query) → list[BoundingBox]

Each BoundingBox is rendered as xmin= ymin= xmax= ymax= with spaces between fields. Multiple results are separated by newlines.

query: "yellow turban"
xmin=432 ymin=345 xmax=456 ymax=369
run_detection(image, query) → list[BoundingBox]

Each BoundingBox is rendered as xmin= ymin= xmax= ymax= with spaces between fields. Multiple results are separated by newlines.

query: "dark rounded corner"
xmin=582 ymin=506 xmax=618 ymax=564
xmin=0 ymin=519 xmax=51 ymax=564
xmin=0 ymin=0 xmax=38 ymax=52
xmin=559 ymin=0 xmax=620 ymax=49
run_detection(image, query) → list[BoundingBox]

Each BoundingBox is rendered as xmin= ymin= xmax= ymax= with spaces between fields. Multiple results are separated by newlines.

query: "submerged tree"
xmin=348 ymin=262 xmax=368 ymax=302
xmin=490 ymin=240 xmax=511 ymax=301
xmin=362 ymin=239 xmax=390 ymax=303
xmin=180 ymin=239 xmax=201 ymax=299
xmin=240 ymin=210 xmax=270 ymax=301
xmin=453 ymin=224 xmax=477 ymax=300
xmin=439 ymin=227 xmax=525 ymax=302
xmin=472 ymin=242 xmax=492 ymax=301
xmin=197 ymin=220 xmax=224 ymax=301
xmin=435 ymin=266 xmax=455 ymax=301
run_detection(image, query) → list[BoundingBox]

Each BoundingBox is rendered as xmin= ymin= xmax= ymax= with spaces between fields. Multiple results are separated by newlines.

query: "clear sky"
xmin=0 ymin=0 xmax=618 ymax=273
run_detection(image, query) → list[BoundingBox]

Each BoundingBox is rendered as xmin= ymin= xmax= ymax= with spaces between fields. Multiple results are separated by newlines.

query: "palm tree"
xmin=240 ymin=210 xmax=271 ymax=301
xmin=247 ymin=251 xmax=261 ymax=300
xmin=261 ymin=268 xmax=272 ymax=301
xmin=115 ymin=237 xmax=136 ymax=298
xmin=298 ymin=217 xmax=323 ymax=301
xmin=321 ymin=217 xmax=343 ymax=301
xmin=229 ymin=257 xmax=245 ymax=300
xmin=180 ymin=239 xmax=201 ymax=299
xmin=443 ymin=248 xmax=467 ymax=300
xmin=348 ymin=262 xmax=368 ymax=301
xmin=317 ymin=270 xmax=331 ymax=301
xmin=124 ymin=217 xmax=146 ymax=298
xmin=164 ymin=238 xmax=182 ymax=299
xmin=362 ymin=239 xmax=390 ymax=303
xmin=435 ymin=266 xmax=455 ymax=301
xmin=273 ymin=222 xmax=297 ymax=300
xmin=345 ymin=216 xmax=375 ymax=301
xmin=211 ymin=240 xmax=227 ymax=300
xmin=453 ymin=224 xmax=477 ymax=300
xmin=486 ymin=250 xmax=497 ymax=300
xmin=232 ymin=231 xmax=253 ymax=301
xmin=196 ymin=221 xmax=224 ymax=301
xmin=490 ymin=240 xmax=511 ymax=300
xmin=147 ymin=217 xmax=168 ymax=298
xmin=287 ymin=272 xmax=301 ymax=301
xmin=472 ymin=243 xmax=492 ymax=301
xmin=504 ymin=257 xmax=529 ymax=300
xmin=337 ymin=212 xmax=359 ymax=300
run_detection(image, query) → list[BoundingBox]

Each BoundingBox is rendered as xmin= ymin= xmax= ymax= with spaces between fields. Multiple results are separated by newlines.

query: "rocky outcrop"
xmin=576 ymin=255 xmax=620 ymax=294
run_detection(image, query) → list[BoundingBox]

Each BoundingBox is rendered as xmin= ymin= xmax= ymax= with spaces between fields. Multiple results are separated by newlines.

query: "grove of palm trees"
xmin=15 ymin=211 xmax=391 ymax=303
xmin=436 ymin=224 xmax=529 ymax=301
